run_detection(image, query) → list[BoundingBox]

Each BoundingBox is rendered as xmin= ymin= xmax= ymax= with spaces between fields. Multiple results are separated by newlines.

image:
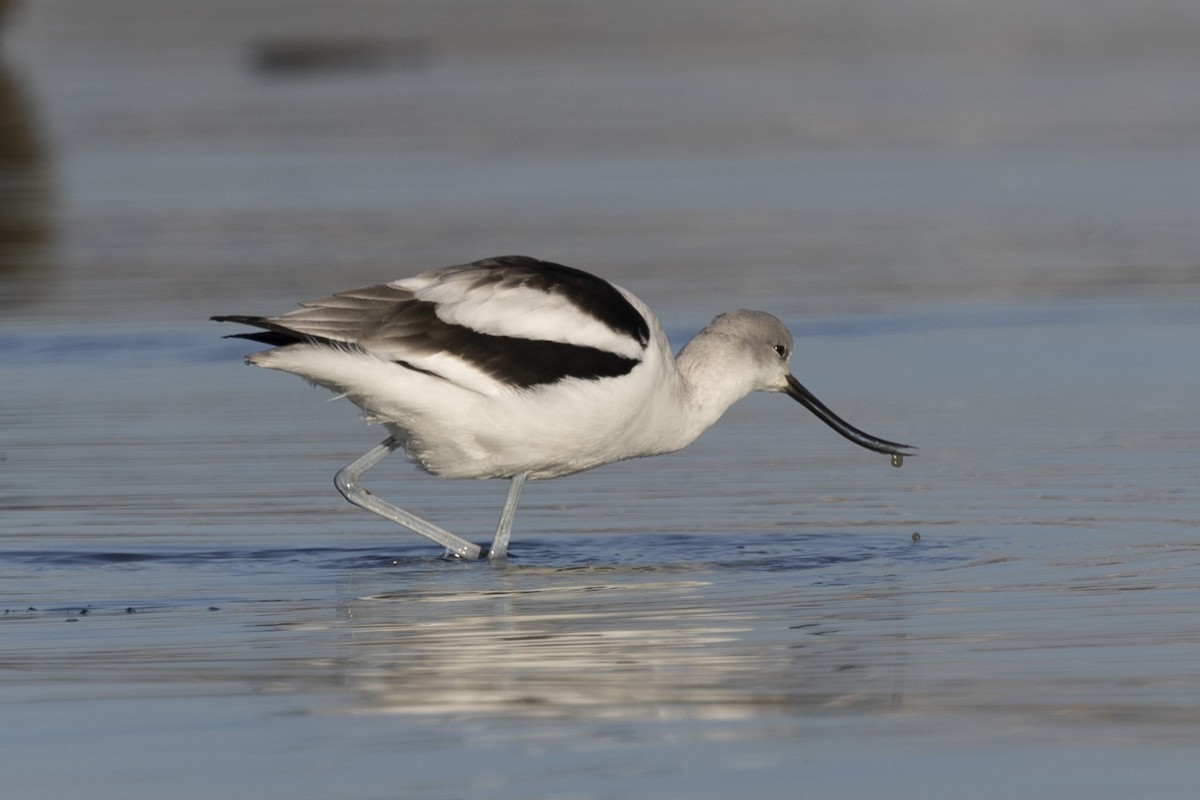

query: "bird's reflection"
xmin=333 ymin=565 xmax=911 ymax=721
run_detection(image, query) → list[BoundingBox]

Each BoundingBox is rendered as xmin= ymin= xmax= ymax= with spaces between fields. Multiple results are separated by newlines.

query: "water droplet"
xmin=890 ymin=453 xmax=904 ymax=468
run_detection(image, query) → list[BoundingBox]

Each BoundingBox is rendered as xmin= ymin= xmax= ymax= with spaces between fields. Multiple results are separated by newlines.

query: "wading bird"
xmin=214 ymin=256 xmax=913 ymax=559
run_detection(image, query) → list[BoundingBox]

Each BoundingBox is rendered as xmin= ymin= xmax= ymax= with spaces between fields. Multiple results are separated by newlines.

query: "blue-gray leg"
xmin=334 ymin=437 xmax=483 ymax=559
xmin=486 ymin=472 xmax=528 ymax=561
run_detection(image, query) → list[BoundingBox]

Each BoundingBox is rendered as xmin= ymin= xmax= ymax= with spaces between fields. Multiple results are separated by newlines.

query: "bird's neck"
xmin=672 ymin=334 xmax=754 ymax=441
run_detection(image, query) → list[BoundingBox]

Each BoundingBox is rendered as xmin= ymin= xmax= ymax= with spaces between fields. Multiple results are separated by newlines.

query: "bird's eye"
xmin=773 ymin=344 xmax=788 ymax=359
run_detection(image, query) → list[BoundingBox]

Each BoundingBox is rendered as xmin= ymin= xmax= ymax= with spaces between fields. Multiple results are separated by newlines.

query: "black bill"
xmin=785 ymin=374 xmax=915 ymax=457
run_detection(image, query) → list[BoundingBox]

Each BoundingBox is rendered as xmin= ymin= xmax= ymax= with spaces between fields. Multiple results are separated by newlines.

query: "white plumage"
xmin=214 ymin=255 xmax=912 ymax=560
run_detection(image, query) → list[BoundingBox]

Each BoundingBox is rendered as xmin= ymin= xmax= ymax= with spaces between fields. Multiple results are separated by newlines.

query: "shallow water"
xmin=4 ymin=2 xmax=1200 ymax=798
xmin=5 ymin=305 xmax=1199 ymax=798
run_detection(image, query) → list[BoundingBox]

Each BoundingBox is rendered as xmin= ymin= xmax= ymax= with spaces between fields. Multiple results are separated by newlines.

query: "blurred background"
xmin=3 ymin=3 xmax=1200 ymax=799
xmin=2 ymin=0 xmax=1198 ymax=324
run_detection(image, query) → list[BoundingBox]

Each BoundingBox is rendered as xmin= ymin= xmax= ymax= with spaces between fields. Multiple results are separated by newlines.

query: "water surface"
xmin=3 ymin=2 xmax=1200 ymax=798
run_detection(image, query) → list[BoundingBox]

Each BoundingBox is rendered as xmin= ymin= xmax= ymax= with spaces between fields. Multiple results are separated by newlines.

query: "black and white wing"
xmin=213 ymin=256 xmax=652 ymax=390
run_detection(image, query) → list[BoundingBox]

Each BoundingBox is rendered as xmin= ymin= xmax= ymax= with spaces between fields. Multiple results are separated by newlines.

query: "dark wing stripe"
xmin=449 ymin=332 xmax=639 ymax=387
xmin=370 ymin=299 xmax=639 ymax=387
xmin=393 ymin=359 xmax=445 ymax=380
xmin=213 ymin=298 xmax=640 ymax=388
xmin=465 ymin=256 xmax=651 ymax=348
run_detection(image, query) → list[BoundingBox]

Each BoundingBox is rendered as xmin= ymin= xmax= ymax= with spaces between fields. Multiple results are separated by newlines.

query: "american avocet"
xmin=214 ymin=255 xmax=913 ymax=560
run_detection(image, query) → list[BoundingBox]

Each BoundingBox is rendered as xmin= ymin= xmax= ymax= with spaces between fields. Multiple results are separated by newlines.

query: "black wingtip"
xmin=211 ymin=314 xmax=265 ymax=325
xmin=225 ymin=331 xmax=297 ymax=346
xmin=212 ymin=315 xmax=302 ymax=347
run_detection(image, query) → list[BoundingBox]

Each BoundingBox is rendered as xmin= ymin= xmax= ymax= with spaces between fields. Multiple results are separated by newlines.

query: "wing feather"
xmin=215 ymin=256 xmax=651 ymax=390
xmin=395 ymin=256 xmax=648 ymax=360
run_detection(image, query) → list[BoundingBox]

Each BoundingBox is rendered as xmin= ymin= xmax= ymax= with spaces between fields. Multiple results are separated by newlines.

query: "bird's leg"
xmin=334 ymin=437 xmax=483 ymax=559
xmin=486 ymin=472 xmax=528 ymax=561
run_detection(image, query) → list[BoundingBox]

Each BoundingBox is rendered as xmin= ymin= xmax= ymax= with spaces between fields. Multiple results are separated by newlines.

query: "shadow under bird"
xmin=213 ymin=255 xmax=914 ymax=560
